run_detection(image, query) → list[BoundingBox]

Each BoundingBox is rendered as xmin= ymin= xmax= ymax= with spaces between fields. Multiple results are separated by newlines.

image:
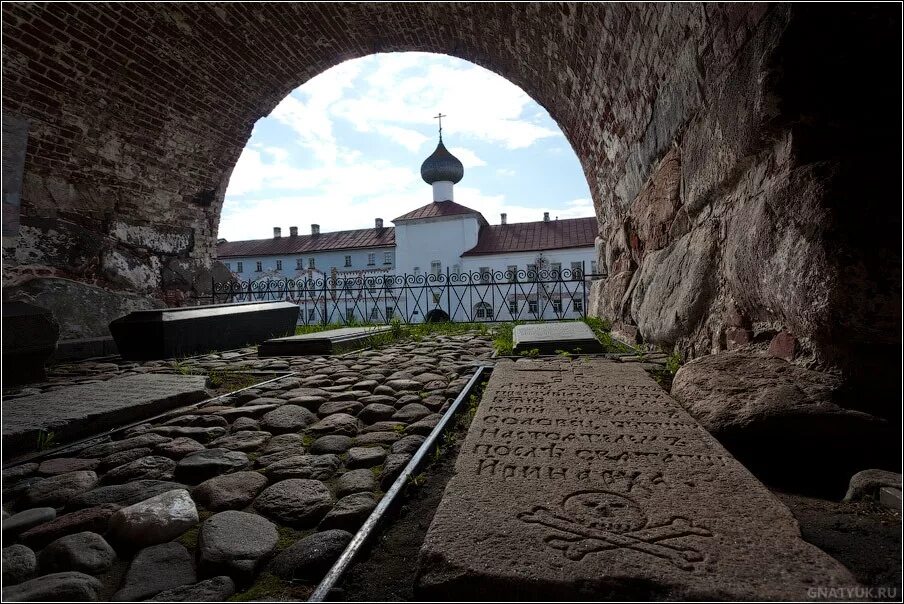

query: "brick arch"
xmin=2 ymin=3 xmax=899 ymax=382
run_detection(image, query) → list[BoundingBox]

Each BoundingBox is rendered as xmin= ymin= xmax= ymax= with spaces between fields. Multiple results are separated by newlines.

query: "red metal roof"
xmin=462 ymin=216 xmax=598 ymax=256
xmin=217 ymin=227 xmax=395 ymax=258
xmin=392 ymin=200 xmax=485 ymax=222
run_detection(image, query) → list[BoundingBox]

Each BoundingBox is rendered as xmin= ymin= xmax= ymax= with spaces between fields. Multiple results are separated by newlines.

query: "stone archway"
xmin=2 ymin=3 xmax=899 ymax=385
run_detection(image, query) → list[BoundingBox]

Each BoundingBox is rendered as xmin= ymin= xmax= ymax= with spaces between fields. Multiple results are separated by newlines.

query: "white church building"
xmin=216 ymin=134 xmax=599 ymax=323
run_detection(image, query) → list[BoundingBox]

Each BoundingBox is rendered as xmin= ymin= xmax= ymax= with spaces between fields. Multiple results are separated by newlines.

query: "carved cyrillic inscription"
xmin=418 ymin=358 xmax=856 ymax=598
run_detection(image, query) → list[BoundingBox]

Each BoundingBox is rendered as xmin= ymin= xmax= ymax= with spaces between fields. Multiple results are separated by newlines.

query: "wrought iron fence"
xmin=204 ymin=265 xmax=602 ymax=325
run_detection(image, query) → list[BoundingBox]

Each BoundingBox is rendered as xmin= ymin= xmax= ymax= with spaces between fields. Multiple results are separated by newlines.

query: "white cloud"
xmin=222 ymin=52 xmax=590 ymax=242
xmin=330 ymin=53 xmax=561 ymax=149
xmin=375 ymin=125 xmax=429 ymax=152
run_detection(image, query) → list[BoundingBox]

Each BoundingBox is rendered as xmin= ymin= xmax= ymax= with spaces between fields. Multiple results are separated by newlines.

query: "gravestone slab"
xmin=259 ymin=326 xmax=392 ymax=356
xmin=3 ymin=375 xmax=207 ymax=456
xmin=110 ymin=301 xmax=298 ymax=360
xmin=416 ymin=358 xmax=855 ymax=600
xmin=512 ymin=321 xmax=603 ymax=355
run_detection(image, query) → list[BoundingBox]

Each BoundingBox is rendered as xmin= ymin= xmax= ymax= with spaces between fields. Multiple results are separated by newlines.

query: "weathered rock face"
xmin=671 ymin=351 xmax=897 ymax=496
xmin=590 ymin=5 xmax=900 ymax=395
xmin=2 ymin=4 xmax=897 ymax=389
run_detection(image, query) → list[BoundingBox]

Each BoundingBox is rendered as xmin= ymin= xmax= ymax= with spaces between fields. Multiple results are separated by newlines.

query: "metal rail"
xmin=308 ymin=364 xmax=492 ymax=602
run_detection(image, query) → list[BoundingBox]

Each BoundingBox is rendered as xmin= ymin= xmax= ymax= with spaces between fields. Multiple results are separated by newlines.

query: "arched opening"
xmin=2 ymin=3 xmax=898 ymax=403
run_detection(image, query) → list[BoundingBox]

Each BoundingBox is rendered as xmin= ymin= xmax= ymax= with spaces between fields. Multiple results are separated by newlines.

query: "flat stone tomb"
xmin=416 ymin=359 xmax=855 ymax=600
xmin=258 ymin=325 xmax=392 ymax=357
xmin=109 ymin=301 xmax=299 ymax=361
xmin=2 ymin=374 xmax=207 ymax=456
xmin=512 ymin=321 xmax=603 ymax=355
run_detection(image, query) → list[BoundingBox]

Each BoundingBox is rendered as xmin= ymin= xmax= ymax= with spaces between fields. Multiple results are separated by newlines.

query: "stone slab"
xmin=2 ymin=374 xmax=207 ymax=457
xmin=512 ymin=321 xmax=603 ymax=355
xmin=416 ymin=358 xmax=855 ymax=600
xmin=110 ymin=301 xmax=298 ymax=360
xmin=258 ymin=325 xmax=392 ymax=357
xmin=879 ymin=487 xmax=902 ymax=511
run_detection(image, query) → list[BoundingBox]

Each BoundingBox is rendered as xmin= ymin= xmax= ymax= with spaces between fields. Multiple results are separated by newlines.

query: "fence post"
xmin=581 ymin=260 xmax=587 ymax=319
xmin=322 ymin=276 xmax=328 ymax=326
xmin=445 ymin=267 xmax=452 ymax=322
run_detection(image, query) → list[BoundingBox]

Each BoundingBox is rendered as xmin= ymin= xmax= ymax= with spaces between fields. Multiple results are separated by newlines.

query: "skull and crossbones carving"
xmin=517 ymin=490 xmax=712 ymax=571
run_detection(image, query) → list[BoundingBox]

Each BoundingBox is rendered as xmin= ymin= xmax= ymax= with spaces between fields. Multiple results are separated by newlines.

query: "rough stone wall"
xmin=1 ymin=3 xmax=899 ymax=368
xmin=589 ymin=4 xmax=901 ymax=391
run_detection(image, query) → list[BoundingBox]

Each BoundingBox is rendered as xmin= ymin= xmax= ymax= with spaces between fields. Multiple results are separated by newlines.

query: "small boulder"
xmin=2 ymin=507 xmax=56 ymax=539
xmin=307 ymin=413 xmax=360 ymax=436
xmin=146 ymin=576 xmax=236 ymax=601
xmin=336 ymin=469 xmax=378 ymax=498
xmin=254 ymin=479 xmax=333 ymax=527
xmin=269 ymin=530 xmax=353 ymax=581
xmin=192 ymin=471 xmax=269 ymax=511
xmin=39 ymin=531 xmax=116 ymax=575
xmin=319 ymin=493 xmax=376 ymax=532
xmin=108 ymin=489 xmax=198 ymax=548
xmin=175 ymin=449 xmax=249 ymax=483
xmin=260 ymin=405 xmax=317 ymax=433
xmin=309 ymin=435 xmax=354 ymax=454
xmin=22 ymin=471 xmax=98 ymax=507
xmin=2 ymin=571 xmax=101 ymax=601
xmin=198 ymin=511 xmax=278 ymax=581
xmin=345 ymin=447 xmax=387 ymax=469
xmin=112 ymin=542 xmax=196 ymax=601
xmin=2 ymin=544 xmax=36 ymax=586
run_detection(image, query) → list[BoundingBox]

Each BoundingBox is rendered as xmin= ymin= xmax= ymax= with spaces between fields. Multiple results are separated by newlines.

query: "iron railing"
xmin=204 ymin=265 xmax=602 ymax=325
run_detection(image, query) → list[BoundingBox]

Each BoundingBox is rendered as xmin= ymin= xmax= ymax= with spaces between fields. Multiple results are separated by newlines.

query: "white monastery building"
xmin=216 ymin=132 xmax=599 ymax=324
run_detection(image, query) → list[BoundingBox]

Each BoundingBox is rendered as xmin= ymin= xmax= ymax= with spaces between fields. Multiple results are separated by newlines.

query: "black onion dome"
xmin=420 ymin=140 xmax=464 ymax=185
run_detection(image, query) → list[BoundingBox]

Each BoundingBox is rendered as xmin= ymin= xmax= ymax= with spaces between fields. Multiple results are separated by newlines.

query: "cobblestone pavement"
xmin=1 ymin=333 xmax=495 ymax=601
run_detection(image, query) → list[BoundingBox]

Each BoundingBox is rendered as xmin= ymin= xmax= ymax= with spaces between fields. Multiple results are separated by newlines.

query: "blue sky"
xmin=220 ymin=52 xmax=593 ymax=241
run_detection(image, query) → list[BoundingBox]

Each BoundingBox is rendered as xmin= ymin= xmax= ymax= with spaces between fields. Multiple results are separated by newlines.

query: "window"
xmin=479 ymin=267 xmax=490 ymax=284
xmin=345 ymin=308 xmax=355 ymax=322
xmin=256 ymin=261 xmax=262 ymax=272
xmin=527 ymin=264 xmax=537 ymax=280
xmin=370 ymin=306 xmax=380 ymax=321
xmin=307 ymin=308 xmax=316 ymax=321
xmin=474 ymin=302 xmax=493 ymax=320
xmin=553 ymin=299 xmax=563 ymax=313
xmin=508 ymin=300 xmax=518 ymax=315
xmin=236 ymin=261 xmax=243 ymax=273
xmin=573 ymin=297 xmax=584 ymax=313
xmin=276 ymin=260 xmax=282 ymax=271
xmin=529 ymin=299 xmax=539 ymax=314
xmin=452 ymin=263 xmax=461 ymax=275
xmin=224 ymin=262 xmax=231 ymax=271
xmin=551 ymin=262 xmax=561 ymax=279
xmin=591 ymin=261 xmax=598 ymax=275
xmin=296 ymin=258 xmax=303 ymax=270
xmin=413 ymin=266 xmax=421 ymax=276
xmin=368 ymin=253 xmax=376 ymax=266
xmin=571 ymin=261 xmax=582 ymax=278
xmin=507 ymin=265 xmax=517 ymax=282
xmin=432 ymin=292 xmax=441 ymax=304
xmin=431 ymin=260 xmax=441 ymax=276
xmin=384 ymin=251 xmax=392 ymax=265
xmin=308 ymin=257 xmax=315 ymax=269
xmin=344 ymin=255 xmax=352 ymax=267
xmin=385 ymin=305 xmax=394 ymax=319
